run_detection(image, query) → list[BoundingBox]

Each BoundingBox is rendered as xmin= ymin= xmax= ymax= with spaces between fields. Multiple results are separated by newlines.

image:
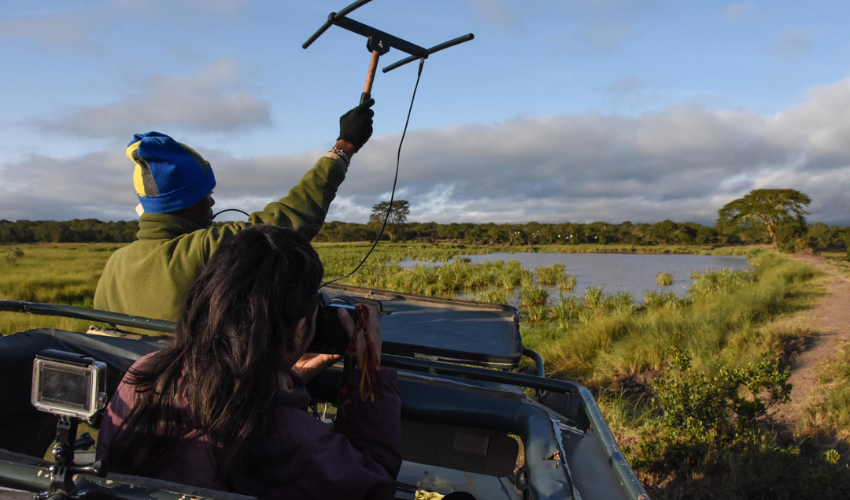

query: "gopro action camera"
xmin=32 ymin=349 xmax=107 ymax=422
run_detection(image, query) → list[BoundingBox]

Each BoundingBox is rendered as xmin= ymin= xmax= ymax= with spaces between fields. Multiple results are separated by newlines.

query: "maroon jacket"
xmin=96 ymin=356 xmax=402 ymax=500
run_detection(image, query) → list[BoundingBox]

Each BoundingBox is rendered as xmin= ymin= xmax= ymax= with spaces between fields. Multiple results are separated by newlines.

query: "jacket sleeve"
xmin=191 ymin=155 xmax=346 ymax=259
xmin=281 ymin=369 xmax=402 ymax=500
xmin=247 ymin=155 xmax=347 ymax=241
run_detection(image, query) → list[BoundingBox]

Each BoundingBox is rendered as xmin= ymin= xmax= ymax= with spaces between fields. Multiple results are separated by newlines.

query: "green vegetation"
xmin=655 ymin=272 xmax=674 ymax=286
xmin=518 ymin=252 xmax=850 ymax=498
xmin=2 ymin=242 xmax=849 ymax=497
xmin=369 ymin=200 xmax=411 ymax=242
xmin=535 ymin=263 xmax=565 ymax=284
xmin=717 ymin=189 xmax=811 ymax=248
xmin=0 ymin=219 xmax=138 ymax=243
xmin=4 ymin=219 xmax=849 ymax=258
xmin=0 ymin=243 xmax=121 ymax=334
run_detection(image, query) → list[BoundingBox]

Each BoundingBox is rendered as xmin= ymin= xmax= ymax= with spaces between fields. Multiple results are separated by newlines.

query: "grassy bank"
xmin=522 ymin=251 xmax=818 ymax=385
xmin=514 ymin=250 xmax=850 ymax=498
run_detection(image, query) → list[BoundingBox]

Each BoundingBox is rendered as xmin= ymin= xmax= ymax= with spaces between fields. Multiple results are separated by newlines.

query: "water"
xmin=398 ymin=252 xmax=753 ymax=305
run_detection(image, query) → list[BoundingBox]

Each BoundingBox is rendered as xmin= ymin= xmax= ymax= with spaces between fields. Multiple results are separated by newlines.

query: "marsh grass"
xmin=655 ymin=272 xmax=674 ymax=286
xmin=523 ymin=251 xmax=823 ymax=387
xmin=519 ymin=287 xmax=549 ymax=307
xmin=535 ymin=263 xmax=565 ymax=285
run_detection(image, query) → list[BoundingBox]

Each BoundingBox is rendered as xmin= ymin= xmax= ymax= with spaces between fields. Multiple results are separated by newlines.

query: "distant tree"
xmin=717 ymin=189 xmax=811 ymax=247
xmin=369 ymin=200 xmax=410 ymax=242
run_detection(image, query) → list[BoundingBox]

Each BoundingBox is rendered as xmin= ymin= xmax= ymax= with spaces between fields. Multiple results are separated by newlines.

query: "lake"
xmin=399 ymin=252 xmax=753 ymax=304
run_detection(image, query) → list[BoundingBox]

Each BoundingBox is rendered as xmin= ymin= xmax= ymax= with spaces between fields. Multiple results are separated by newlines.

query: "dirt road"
xmin=774 ymin=253 xmax=850 ymax=433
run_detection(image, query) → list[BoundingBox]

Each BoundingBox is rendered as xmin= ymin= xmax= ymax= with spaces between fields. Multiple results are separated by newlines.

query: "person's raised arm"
xmin=248 ymin=99 xmax=377 ymax=240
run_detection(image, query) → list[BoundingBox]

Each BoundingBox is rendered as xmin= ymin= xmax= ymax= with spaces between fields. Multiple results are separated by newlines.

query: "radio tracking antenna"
xmin=302 ymin=0 xmax=474 ymax=104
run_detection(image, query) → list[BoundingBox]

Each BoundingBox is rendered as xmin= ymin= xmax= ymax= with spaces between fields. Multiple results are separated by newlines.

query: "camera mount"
xmin=302 ymin=0 xmax=474 ymax=105
xmin=32 ymin=350 xmax=107 ymax=499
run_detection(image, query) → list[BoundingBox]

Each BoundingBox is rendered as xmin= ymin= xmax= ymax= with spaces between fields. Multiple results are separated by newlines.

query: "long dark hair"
xmin=104 ymin=225 xmax=323 ymax=487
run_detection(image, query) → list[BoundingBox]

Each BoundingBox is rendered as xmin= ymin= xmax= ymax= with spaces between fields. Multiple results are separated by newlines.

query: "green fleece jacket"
xmin=93 ymin=154 xmax=345 ymax=322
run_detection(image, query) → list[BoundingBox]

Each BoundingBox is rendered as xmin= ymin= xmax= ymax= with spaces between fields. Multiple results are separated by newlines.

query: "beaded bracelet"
xmin=329 ymin=146 xmax=351 ymax=166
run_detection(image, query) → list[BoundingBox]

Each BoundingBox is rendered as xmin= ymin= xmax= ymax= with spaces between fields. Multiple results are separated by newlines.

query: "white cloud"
xmin=27 ymin=58 xmax=271 ymax=138
xmin=4 ymin=75 xmax=850 ymax=225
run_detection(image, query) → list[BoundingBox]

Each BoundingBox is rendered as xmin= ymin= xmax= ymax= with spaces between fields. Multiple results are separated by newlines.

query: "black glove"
xmin=337 ymin=99 xmax=375 ymax=152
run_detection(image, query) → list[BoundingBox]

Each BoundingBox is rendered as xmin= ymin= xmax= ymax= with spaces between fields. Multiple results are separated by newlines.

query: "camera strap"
xmin=334 ymin=304 xmax=380 ymax=434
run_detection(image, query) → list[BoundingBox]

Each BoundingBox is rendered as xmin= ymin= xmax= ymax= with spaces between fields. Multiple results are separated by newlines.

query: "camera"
xmin=32 ymin=349 xmax=107 ymax=422
xmin=308 ymin=292 xmax=360 ymax=354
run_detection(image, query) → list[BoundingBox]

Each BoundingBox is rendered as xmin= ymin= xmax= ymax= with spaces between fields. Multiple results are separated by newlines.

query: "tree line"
xmin=2 ymin=218 xmax=848 ymax=249
xmin=2 ymin=189 xmax=848 ymax=250
xmin=314 ymin=219 xmax=849 ymax=249
xmin=0 ymin=219 xmax=139 ymax=243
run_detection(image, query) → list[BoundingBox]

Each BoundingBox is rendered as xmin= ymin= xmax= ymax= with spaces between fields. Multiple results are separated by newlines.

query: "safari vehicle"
xmin=0 ymin=285 xmax=648 ymax=500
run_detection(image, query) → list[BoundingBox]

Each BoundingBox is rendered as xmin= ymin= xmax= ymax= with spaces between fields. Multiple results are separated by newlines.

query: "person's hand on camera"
xmin=337 ymin=305 xmax=382 ymax=370
xmin=292 ymin=352 xmax=341 ymax=382
xmin=337 ymin=99 xmax=375 ymax=154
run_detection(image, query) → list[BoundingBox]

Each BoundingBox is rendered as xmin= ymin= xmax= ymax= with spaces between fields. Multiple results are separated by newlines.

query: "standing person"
xmin=96 ymin=225 xmax=402 ymax=499
xmin=94 ymin=100 xmax=375 ymax=323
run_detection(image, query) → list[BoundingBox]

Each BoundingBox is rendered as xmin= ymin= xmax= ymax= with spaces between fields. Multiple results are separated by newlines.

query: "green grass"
xmin=0 ymin=243 xmax=123 ymax=335
xmin=523 ymin=251 xmax=819 ymax=386
xmin=3 ymin=241 xmax=845 ymax=497
xmin=655 ymin=271 xmax=674 ymax=285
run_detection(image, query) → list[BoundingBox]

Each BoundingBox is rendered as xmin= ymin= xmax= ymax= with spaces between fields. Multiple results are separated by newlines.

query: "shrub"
xmin=656 ymin=272 xmax=674 ymax=286
xmin=631 ymin=349 xmax=791 ymax=478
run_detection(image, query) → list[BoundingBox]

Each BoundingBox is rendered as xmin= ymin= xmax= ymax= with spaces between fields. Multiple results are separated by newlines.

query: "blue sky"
xmin=1 ymin=0 xmax=849 ymax=225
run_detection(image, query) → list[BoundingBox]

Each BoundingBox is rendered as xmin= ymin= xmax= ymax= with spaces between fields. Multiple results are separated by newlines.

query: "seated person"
xmin=96 ymin=225 xmax=401 ymax=500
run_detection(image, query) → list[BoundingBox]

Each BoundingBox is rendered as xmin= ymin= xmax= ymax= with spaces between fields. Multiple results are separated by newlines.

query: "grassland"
xmin=0 ymin=243 xmax=121 ymax=334
xmin=2 ymin=241 xmax=849 ymax=497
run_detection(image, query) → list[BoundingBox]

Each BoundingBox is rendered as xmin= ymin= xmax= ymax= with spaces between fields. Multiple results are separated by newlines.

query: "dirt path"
xmin=773 ymin=253 xmax=850 ymax=432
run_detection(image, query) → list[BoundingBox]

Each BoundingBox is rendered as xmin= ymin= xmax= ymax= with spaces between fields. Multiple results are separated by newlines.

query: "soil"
xmin=772 ymin=253 xmax=850 ymax=437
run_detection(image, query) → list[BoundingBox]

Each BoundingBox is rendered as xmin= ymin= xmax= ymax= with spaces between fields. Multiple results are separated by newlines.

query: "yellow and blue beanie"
xmin=126 ymin=132 xmax=216 ymax=214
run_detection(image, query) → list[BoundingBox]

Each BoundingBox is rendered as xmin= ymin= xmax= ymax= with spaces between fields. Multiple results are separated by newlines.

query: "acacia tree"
xmin=716 ymin=189 xmax=811 ymax=247
xmin=369 ymin=200 xmax=410 ymax=242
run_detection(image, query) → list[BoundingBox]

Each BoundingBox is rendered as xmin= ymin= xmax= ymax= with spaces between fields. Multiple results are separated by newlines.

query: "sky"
xmin=1 ymin=0 xmax=849 ymax=226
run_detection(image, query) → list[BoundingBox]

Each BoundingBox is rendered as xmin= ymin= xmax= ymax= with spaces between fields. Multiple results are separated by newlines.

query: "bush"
xmin=656 ymin=272 xmax=674 ymax=286
xmin=630 ymin=350 xmax=796 ymax=492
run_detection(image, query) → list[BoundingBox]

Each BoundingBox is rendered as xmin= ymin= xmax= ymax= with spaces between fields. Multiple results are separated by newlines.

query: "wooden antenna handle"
xmin=363 ymin=50 xmax=380 ymax=95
